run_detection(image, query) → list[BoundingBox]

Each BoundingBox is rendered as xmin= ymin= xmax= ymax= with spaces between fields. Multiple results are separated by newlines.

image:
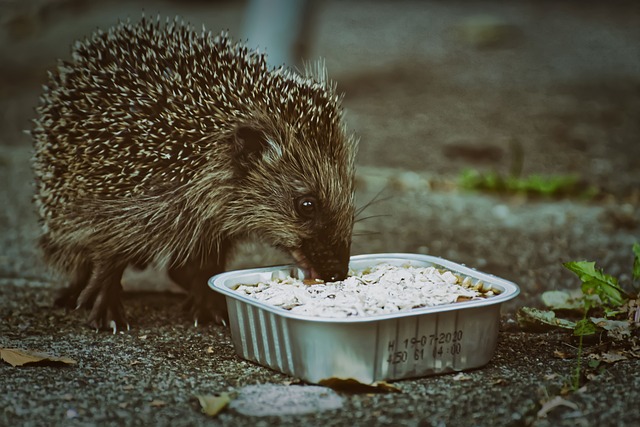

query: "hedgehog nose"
xmin=329 ymin=274 xmax=338 ymax=281
xmin=325 ymin=269 xmax=347 ymax=282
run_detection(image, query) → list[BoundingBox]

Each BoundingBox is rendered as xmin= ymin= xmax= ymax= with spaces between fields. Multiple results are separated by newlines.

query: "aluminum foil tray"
xmin=209 ymin=253 xmax=520 ymax=384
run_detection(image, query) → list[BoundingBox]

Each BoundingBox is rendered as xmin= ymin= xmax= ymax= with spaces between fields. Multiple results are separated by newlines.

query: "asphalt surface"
xmin=1 ymin=1 xmax=639 ymax=426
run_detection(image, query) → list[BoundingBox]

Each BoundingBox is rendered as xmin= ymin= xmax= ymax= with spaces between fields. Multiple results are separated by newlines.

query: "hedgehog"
xmin=31 ymin=17 xmax=358 ymax=332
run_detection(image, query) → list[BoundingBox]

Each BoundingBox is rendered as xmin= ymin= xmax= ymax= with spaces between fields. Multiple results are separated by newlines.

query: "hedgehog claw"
xmin=71 ymin=263 xmax=130 ymax=332
xmin=182 ymin=292 xmax=228 ymax=327
xmin=109 ymin=320 xmax=129 ymax=334
xmin=85 ymin=289 xmax=129 ymax=332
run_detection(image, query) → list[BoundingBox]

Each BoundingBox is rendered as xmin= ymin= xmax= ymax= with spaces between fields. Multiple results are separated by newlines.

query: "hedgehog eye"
xmin=295 ymin=195 xmax=318 ymax=219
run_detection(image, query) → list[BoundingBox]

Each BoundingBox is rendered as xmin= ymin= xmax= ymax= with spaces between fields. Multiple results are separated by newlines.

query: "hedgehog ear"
xmin=232 ymin=125 xmax=269 ymax=175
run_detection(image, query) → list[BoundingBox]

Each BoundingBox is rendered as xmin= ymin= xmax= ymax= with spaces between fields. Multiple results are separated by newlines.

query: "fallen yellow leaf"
xmin=0 ymin=348 xmax=76 ymax=367
xmin=195 ymin=393 xmax=231 ymax=417
xmin=318 ymin=377 xmax=402 ymax=393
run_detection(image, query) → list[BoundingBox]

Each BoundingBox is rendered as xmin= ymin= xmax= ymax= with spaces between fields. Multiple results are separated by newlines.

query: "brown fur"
xmin=31 ymin=17 xmax=358 ymax=330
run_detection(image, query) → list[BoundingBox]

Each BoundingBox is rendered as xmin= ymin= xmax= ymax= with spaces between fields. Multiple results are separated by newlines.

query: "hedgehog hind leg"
xmin=76 ymin=259 xmax=128 ymax=333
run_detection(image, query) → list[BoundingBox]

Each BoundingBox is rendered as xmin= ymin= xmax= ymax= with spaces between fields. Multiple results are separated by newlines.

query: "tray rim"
xmin=208 ymin=253 xmax=520 ymax=324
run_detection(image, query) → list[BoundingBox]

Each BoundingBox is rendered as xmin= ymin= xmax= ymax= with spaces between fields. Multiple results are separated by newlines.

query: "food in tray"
xmin=234 ymin=263 xmax=498 ymax=318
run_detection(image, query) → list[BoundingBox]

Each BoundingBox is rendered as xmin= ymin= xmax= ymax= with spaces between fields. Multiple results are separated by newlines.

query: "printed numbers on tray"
xmin=386 ymin=330 xmax=464 ymax=365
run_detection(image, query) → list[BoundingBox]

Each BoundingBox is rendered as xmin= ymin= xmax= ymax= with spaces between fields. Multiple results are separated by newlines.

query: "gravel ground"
xmin=1 ymin=1 xmax=639 ymax=426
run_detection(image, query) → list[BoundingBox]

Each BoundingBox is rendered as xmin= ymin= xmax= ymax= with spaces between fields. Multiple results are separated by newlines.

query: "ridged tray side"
xmin=227 ymin=298 xmax=501 ymax=383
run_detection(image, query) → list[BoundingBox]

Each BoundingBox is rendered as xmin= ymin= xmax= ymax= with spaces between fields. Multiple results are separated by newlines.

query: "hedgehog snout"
xmin=298 ymin=237 xmax=350 ymax=282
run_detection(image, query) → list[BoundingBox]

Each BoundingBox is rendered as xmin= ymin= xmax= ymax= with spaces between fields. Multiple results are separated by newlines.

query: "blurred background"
xmin=1 ymin=0 xmax=638 ymax=307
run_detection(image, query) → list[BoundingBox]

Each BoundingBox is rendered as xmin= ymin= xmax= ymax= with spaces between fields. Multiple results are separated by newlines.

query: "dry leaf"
xmin=597 ymin=351 xmax=628 ymax=364
xmin=196 ymin=393 xmax=231 ymax=417
xmin=149 ymin=399 xmax=167 ymax=407
xmin=516 ymin=307 xmax=576 ymax=331
xmin=490 ymin=378 xmax=507 ymax=386
xmin=452 ymin=372 xmax=472 ymax=381
xmin=559 ymin=383 xmax=573 ymax=396
xmin=537 ymin=396 xmax=579 ymax=418
xmin=318 ymin=378 xmax=402 ymax=393
xmin=553 ymin=350 xmax=571 ymax=359
xmin=0 ymin=348 xmax=76 ymax=367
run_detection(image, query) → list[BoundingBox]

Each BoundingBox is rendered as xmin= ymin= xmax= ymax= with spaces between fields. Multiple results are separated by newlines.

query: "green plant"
xmin=562 ymin=246 xmax=637 ymax=389
xmin=458 ymin=169 xmax=597 ymax=199
xmin=517 ymin=243 xmax=639 ymax=390
xmin=457 ymin=140 xmax=598 ymax=198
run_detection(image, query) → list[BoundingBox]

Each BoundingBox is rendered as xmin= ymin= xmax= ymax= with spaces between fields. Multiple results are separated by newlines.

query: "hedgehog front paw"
xmin=86 ymin=292 xmax=130 ymax=333
xmin=182 ymin=290 xmax=228 ymax=327
xmin=75 ymin=278 xmax=129 ymax=333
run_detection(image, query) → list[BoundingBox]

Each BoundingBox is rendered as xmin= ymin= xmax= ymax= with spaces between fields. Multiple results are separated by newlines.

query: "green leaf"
xmin=563 ymin=261 xmax=627 ymax=308
xmin=516 ymin=307 xmax=577 ymax=331
xmin=459 ymin=169 xmax=503 ymax=191
xmin=540 ymin=290 xmax=584 ymax=312
xmin=590 ymin=317 xmax=632 ymax=337
xmin=517 ymin=174 xmax=577 ymax=195
xmin=603 ymin=307 xmax=626 ymax=318
xmin=458 ymin=169 xmax=483 ymax=190
xmin=633 ymin=242 xmax=640 ymax=281
xmin=587 ymin=358 xmax=601 ymax=369
xmin=574 ymin=318 xmax=598 ymax=336
xmin=484 ymin=171 xmax=503 ymax=191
